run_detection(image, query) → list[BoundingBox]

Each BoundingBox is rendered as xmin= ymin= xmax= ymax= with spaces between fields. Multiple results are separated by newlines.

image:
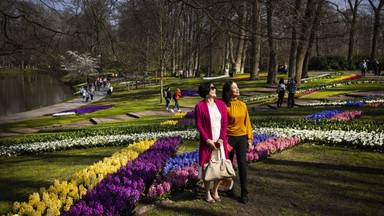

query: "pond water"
xmin=0 ymin=74 xmax=74 ymax=116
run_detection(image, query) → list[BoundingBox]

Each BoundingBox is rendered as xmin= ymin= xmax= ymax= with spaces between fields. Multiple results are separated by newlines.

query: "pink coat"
xmin=195 ymin=98 xmax=229 ymax=166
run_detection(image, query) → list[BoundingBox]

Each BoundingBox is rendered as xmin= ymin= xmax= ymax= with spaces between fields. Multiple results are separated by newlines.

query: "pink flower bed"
xmin=331 ymin=110 xmax=363 ymax=120
xmin=232 ymin=136 xmax=301 ymax=167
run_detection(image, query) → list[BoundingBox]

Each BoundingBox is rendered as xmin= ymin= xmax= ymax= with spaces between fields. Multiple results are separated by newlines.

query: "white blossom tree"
xmin=66 ymin=51 xmax=98 ymax=77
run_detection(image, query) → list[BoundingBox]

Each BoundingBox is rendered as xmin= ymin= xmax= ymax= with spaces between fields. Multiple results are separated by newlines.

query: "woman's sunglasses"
xmin=210 ymin=86 xmax=216 ymax=90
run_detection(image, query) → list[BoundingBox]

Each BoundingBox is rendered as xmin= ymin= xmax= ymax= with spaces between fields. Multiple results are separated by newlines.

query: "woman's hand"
xmin=216 ymin=138 xmax=223 ymax=146
xmin=247 ymin=142 xmax=253 ymax=151
xmin=206 ymin=139 xmax=216 ymax=150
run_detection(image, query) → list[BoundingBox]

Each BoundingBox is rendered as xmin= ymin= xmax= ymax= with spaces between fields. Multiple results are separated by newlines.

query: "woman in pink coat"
xmin=195 ymin=82 xmax=229 ymax=203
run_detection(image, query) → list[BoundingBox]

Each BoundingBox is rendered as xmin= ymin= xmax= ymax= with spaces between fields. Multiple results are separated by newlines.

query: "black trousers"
xmin=288 ymin=92 xmax=295 ymax=108
xmin=228 ymin=135 xmax=248 ymax=195
xmin=277 ymin=91 xmax=285 ymax=107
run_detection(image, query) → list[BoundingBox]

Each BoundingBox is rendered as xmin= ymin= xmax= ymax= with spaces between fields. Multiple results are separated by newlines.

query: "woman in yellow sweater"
xmin=222 ymin=80 xmax=253 ymax=204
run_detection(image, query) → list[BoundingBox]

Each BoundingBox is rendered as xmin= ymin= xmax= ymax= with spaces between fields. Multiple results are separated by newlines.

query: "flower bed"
xmin=255 ymin=127 xmax=384 ymax=150
xmin=243 ymin=79 xmax=384 ymax=104
xmin=45 ymin=105 xmax=113 ymax=116
xmin=301 ymin=72 xmax=342 ymax=83
xmin=177 ymin=118 xmax=194 ymax=125
xmin=301 ymin=98 xmax=384 ymax=107
xmin=181 ymin=89 xmax=199 ymax=96
xmin=306 ymin=109 xmax=346 ymax=120
xmin=146 ymin=133 xmax=300 ymax=200
xmin=0 ymin=130 xmax=199 ymax=157
xmin=160 ymin=120 xmax=178 ymax=125
xmin=331 ymin=110 xmax=363 ymax=120
xmin=306 ymin=109 xmax=363 ymax=121
xmin=52 ymin=111 xmax=76 ymax=117
xmin=3 ymin=118 xmax=384 ymax=157
xmin=10 ymin=139 xmax=156 ymax=216
xmin=62 ymin=136 xmax=182 ymax=215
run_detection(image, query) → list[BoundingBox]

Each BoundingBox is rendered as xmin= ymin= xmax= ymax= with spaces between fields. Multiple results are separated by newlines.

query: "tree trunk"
xmin=296 ymin=0 xmax=316 ymax=83
xmin=267 ymin=0 xmax=277 ymax=84
xmin=234 ymin=1 xmax=247 ymax=74
xmin=288 ymin=0 xmax=302 ymax=78
xmin=368 ymin=0 xmax=384 ymax=60
xmin=159 ymin=11 xmax=165 ymax=104
xmin=250 ymin=0 xmax=261 ymax=80
xmin=208 ymin=25 xmax=213 ymax=77
xmin=240 ymin=41 xmax=248 ymax=74
xmin=347 ymin=0 xmax=361 ymax=63
xmin=303 ymin=0 xmax=325 ymax=78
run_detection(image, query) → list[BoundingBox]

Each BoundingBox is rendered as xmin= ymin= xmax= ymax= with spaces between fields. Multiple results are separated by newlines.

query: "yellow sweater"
xmin=226 ymin=99 xmax=253 ymax=143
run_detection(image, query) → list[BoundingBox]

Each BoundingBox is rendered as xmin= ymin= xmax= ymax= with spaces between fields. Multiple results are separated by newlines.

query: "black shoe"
xmin=240 ymin=194 xmax=249 ymax=204
xmin=226 ymin=188 xmax=236 ymax=198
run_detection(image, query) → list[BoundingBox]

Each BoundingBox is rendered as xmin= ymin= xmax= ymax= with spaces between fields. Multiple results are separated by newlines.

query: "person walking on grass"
xmin=222 ymin=80 xmax=253 ymax=204
xmin=164 ymin=87 xmax=172 ymax=112
xmin=172 ymin=88 xmax=182 ymax=112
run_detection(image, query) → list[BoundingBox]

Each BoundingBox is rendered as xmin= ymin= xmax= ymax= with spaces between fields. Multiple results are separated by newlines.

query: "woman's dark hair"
xmin=198 ymin=82 xmax=212 ymax=98
xmin=222 ymin=80 xmax=234 ymax=106
xmin=279 ymin=78 xmax=284 ymax=84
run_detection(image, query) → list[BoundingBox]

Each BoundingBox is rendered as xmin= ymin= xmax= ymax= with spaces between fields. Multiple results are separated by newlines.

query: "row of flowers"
xmin=243 ymin=79 xmax=384 ymax=103
xmin=181 ymin=90 xmax=199 ymax=96
xmin=300 ymin=72 xmax=342 ymax=83
xmin=161 ymin=133 xmax=280 ymax=176
xmin=0 ymin=130 xmax=197 ymax=157
xmin=300 ymin=98 xmax=384 ymax=107
xmin=255 ymin=127 xmax=384 ymax=149
xmin=306 ymin=109 xmax=363 ymax=121
xmin=62 ymin=136 xmax=182 ymax=215
xmin=3 ymin=119 xmax=384 ymax=158
xmin=10 ymin=139 xmax=157 ymax=216
xmin=161 ymin=111 xmax=195 ymax=125
xmin=145 ymin=134 xmax=301 ymax=200
xmin=45 ymin=105 xmax=113 ymax=116
xmin=335 ymin=74 xmax=361 ymax=81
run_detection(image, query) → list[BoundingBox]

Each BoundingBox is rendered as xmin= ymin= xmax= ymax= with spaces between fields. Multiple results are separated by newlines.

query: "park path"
xmin=0 ymin=88 xmax=110 ymax=125
xmin=0 ymin=87 xmax=194 ymax=137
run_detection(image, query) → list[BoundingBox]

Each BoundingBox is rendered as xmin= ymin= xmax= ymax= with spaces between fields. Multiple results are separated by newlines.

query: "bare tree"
xmin=266 ymin=0 xmax=277 ymax=84
xmin=234 ymin=1 xmax=248 ymax=74
xmin=330 ymin=0 xmax=363 ymax=64
xmin=250 ymin=0 xmax=261 ymax=80
xmin=367 ymin=0 xmax=384 ymax=59
xmin=288 ymin=0 xmax=302 ymax=78
xmin=303 ymin=0 xmax=325 ymax=78
xmin=295 ymin=0 xmax=317 ymax=83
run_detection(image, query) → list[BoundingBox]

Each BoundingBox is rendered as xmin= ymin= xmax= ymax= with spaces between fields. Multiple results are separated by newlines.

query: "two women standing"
xmin=195 ymin=80 xmax=252 ymax=204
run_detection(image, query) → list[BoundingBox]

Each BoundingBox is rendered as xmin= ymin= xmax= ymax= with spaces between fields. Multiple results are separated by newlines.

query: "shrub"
xmin=309 ymin=56 xmax=347 ymax=70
